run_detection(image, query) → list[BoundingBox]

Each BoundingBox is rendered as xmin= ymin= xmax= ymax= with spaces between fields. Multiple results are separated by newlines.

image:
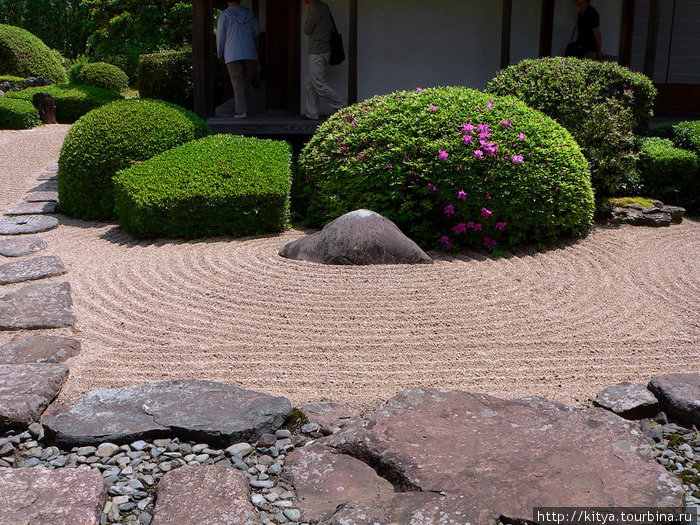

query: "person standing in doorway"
xmin=217 ymin=0 xmax=260 ymax=119
xmin=302 ymin=0 xmax=346 ymax=120
xmin=574 ymin=0 xmax=604 ymax=60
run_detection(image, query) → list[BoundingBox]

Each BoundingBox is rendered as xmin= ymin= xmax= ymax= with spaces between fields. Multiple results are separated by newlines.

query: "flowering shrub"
xmin=299 ymin=87 xmax=595 ymax=251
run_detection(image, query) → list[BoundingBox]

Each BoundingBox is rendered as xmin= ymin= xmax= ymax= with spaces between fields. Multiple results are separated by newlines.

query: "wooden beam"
xmin=619 ymin=0 xmax=635 ymax=66
xmin=348 ymin=0 xmax=358 ymax=104
xmin=643 ymin=0 xmax=660 ymax=79
xmin=538 ymin=0 xmax=555 ymax=57
xmin=500 ymin=0 xmax=512 ymax=69
xmin=193 ymin=0 xmax=214 ymax=118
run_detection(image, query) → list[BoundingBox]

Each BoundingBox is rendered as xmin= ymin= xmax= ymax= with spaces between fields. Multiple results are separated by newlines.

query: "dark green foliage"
xmin=0 ymin=24 xmax=67 ymax=83
xmin=0 ymin=75 xmax=27 ymax=90
xmin=58 ymin=98 xmax=211 ymax=220
xmin=7 ymin=83 xmax=122 ymax=123
xmin=114 ymin=135 xmax=292 ymax=239
xmin=0 ymin=96 xmax=40 ymax=129
xmin=486 ymin=57 xmax=657 ymax=197
xmin=137 ymin=49 xmax=193 ymax=109
xmin=69 ymin=61 xmax=128 ymax=92
xmin=299 ymin=87 xmax=595 ymax=251
xmin=653 ymin=120 xmax=700 ymax=155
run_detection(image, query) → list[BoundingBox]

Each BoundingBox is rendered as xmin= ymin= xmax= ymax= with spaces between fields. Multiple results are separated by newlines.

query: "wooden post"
xmin=619 ymin=0 xmax=635 ymax=66
xmin=538 ymin=0 xmax=555 ymax=57
xmin=501 ymin=0 xmax=512 ymax=69
xmin=643 ymin=0 xmax=660 ymax=80
xmin=348 ymin=0 xmax=358 ymax=104
xmin=193 ymin=0 xmax=214 ymax=119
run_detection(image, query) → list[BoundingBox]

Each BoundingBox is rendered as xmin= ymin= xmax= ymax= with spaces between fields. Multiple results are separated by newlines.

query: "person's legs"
xmin=306 ymin=53 xmax=346 ymax=119
xmin=226 ymin=61 xmax=247 ymax=115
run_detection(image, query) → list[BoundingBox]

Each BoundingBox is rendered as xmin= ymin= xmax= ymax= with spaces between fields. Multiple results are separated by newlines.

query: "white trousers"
xmin=305 ymin=52 xmax=346 ymax=119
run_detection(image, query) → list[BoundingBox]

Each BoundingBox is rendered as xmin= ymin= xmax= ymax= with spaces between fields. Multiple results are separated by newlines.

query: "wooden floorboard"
xmin=207 ymin=115 xmax=321 ymax=136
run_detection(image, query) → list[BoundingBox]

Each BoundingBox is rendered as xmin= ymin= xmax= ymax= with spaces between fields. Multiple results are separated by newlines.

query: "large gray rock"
xmin=284 ymin=388 xmax=683 ymax=524
xmin=0 ymin=255 xmax=66 ymax=284
xmin=280 ymin=209 xmax=432 ymax=265
xmin=648 ymin=373 xmax=700 ymax=427
xmin=0 ymin=282 xmax=76 ymax=330
xmin=593 ymin=382 xmax=659 ymax=420
xmin=0 ymin=215 xmax=58 ymax=235
xmin=6 ymin=201 xmax=57 ymax=215
xmin=152 ymin=466 xmax=261 ymax=525
xmin=44 ymin=380 xmax=292 ymax=447
xmin=0 ymin=335 xmax=81 ymax=364
xmin=0 ymin=467 xmax=107 ymax=525
xmin=0 ymin=363 xmax=69 ymax=430
xmin=0 ymin=235 xmax=47 ymax=257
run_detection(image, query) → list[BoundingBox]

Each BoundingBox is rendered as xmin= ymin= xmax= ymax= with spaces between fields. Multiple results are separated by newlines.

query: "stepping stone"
xmin=44 ymin=380 xmax=292 ymax=447
xmin=37 ymin=172 xmax=58 ymax=181
xmin=285 ymin=389 xmax=684 ymax=524
xmin=28 ymin=181 xmax=58 ymax=193
xmin=152 ymin=466 xmax=260 ymax=525
xmin=648 ymin=373 xmax=700 ymax=427
xmin=0 ymin=215 xmax=58 ymax=235
xmin=0 ymin=235 xmax=46 ymax=256
xmin=45 ymin=163 xmax=59 ymax=172
xmin=0 ymin=363 xmax=69 ymax=430
xmin=0 ymin=281 xmax=76 ymax=330
xmin=26 ymin=191 xmax=59 ymax=202
xmin=0 ymin=468 xmax=107 ymax=525
xmin=593 ymin=382 xmax=659 ymax=420
xmin=0 ymin=255 xmax=66 ymax=284
xmin=0 ymin=335 xmax=81 ymax=364
xmin=6 ymin=201 xmax=57 ymax=215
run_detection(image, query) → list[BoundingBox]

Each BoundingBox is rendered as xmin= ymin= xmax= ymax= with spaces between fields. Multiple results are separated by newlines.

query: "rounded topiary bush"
xmin=0 ymin=25 xmax=67 ymax=84
xmin=58 ymin=98 xmax=211 ymax=220
xmin=0 ymin=97 xmax=40 ymax=129
xmin=486 ymin=57 xmax=657 ymax=197
xmin=69 ymin=62 xmax=129 ymax=93
xmin=137 ymin=49 xmax=193 ymax=109
xmin=114 ymin=135 xmax=292 ymax=238
xmin=300 ymin=87 xmax=595 ymax=251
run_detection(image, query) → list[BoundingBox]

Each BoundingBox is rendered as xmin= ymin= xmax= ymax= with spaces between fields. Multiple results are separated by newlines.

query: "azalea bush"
xmin=0 ymin=96 xmax=40 ymax=129
xmin=300 ymin=87 xmax=595 ymax=251
xmin=0 ymin=24 xmax=67 ymax=83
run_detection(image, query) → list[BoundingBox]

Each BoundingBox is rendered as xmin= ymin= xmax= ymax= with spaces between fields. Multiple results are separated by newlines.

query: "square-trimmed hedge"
xmin=0 ymin=97 xmax=40 ymax=129
xmin=137 ymin=49 xmax=193 ymax=109
xmin=0 ymin=75 xmax=28 ymax=91
xmin=114 ymin=134 xmax=292 ymax=239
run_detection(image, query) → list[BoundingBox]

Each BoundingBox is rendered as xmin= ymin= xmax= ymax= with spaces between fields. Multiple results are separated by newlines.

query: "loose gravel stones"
xmin=0 ymin=255 xmax=66 ymax=284
xmin=0 ymin=335 xmax=81 ymax=364
xmin=593 ymin=382 xmax=659 ymax=419
xmin=44 ymin=380 xmax=293 ymax=447
xmin=6 ymin=201 xmax=57 ymax=215
xmin=648 ymin=374 xmax=700 ymax=427
xmin=0 ymin=215 xmax=58 ymax=235
xmin=0 ymin=467 xmax=108 ymax=525
xmin=26 ymin=191 xmax=59 ymax=202
xmin=0 ymin=235 xmax=47 ymax=256
xmin=0 ymin=281 xmax=76 ymax=330
xmin=0 ymin=364 xmax=69 ymax=430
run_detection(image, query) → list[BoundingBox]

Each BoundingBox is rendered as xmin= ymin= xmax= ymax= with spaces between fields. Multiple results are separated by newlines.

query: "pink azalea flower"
xmin=429 ymin=104 xmax=438 ymax=111
xmin=473 ymin=150 xmax=484 ymax=160
xmin=474 ymin=223 xmax=482 ymax=231
xmin=501 ymin=119 xmax=512 ymax=128
xmin=477 ymin=123 xmax=490 ymax=134
xmin=462 ymin=123 xmax=475 ymax=134
xmin=466 ymin=221 xmax=475 ymax=229
xmin=496 ymin=221 xmax=507 ymax=231
xmin=340 ymin=146 xmax=347 ymax=152
xmin=481 ymin=207 xmax=492 ymax=218
xmin=427 ymin=183 xmax=437 ymax=191
xmin=457 ymin=189 xmax=467 ymax=200
xmin=387 ymin=163 xmax=393 ymax=168
xmin=484 ymin=177 xmax=488 ymax=182
xmin=438 ymin=150 xmax=449 ymax=160
xmin=483 ymin=237 xmax=497 ymax=249
xmin=416 ymin=87 xmax=423 ymax=93
xmin=444 ymin=204 xmax=455 ymax=216
xmin=452 ymin=222 xmax=467 ymax=235
xmin=441 ymin=235 xmax=453 ymax=249
xmin=463 ymin=135 xmax=473 ymax=145
xmin=486 ymin=100 xmax=494 ymax=109
xmin=511 ymin=154 xmax=524 ymax=164
xmin=518 ymin=132 xmax=527 ymax=141
xmin=486 ymin=193 xmax=491 ymax=200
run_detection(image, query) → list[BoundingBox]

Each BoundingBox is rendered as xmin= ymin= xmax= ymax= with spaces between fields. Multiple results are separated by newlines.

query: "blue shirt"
xmin=217 ymin=5 xmax=260 ymax=63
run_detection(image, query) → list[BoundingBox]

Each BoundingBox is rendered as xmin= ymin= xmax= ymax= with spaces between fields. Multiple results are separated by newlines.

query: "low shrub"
xmin=653 ymin=120 xmax=700 ymax=156
xmin=0 ymin=25 xmax=67 ymax=84
xmin=300 ymin=87 xmax=595 ymax=251
xmin=137 ymin=49 xmax=193 ymax=109
xmin=114 ymin=135 xmax=291 ymax=238
xmin=7 ymin=84 xmax=123 ymax=123
xmin=486 ymin=57 xmax=657 ymax=197
xmin=69 ymin=62 xmax=129 ymax=93
xmin=0 ymin=97 xmax=41 ymax=129
xmin=58 ymin=98 xmax=211 ymax=220
xmin=0 ymin=75 xmax=27 ymax=91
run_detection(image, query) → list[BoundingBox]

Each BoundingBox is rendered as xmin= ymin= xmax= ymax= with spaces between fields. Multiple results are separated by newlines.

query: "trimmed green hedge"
xmin=137 ymin=49 xmax=193 ymax=109
xmin=486 ymin=57 xmax=657 ymax=197
xmin=114 ymin=135 xmax=292 ymax=238
xmin=0 ymin=75 xmax=27 ymax=91
xmin=7 ymin=84 xmax=123 ymax=123
xmin=300 ymin=87 xmax=595 ymax=251
xmin=653 ymin=120 xmax=700 ymax=156
xmin=69 ymin=62 xmax=129 ymax=93
xmin=0 ymin=25 xmax=67 ymax=84
xmin=0 ymin=97 xmax=40 ymax=129
xmin=58 ymin=98 xmax=211 ymax=220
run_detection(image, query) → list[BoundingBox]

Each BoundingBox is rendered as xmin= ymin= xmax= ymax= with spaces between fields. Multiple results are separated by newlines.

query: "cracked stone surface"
xmin=593 ymin=382 xmax=659 ymax=419
xmin=0 ymin=467 xmax=107 ymax=525
xmin=6 ymin=201 xmax=57 ymax=215
xmin=284 ymin=388 xmax=684 ymax=524
xmin=0 ymin=235 xmax=46 ymax=257
xmin=152 ymin=465 xmax=261 ymax=525
xmin=0 ymin=335 xmax=81 ymax=364
xmin=0 ymin=281 xmax=76 ymax=330
xmin=648 ymin=374 xmax=700 ymax=427
xmin=0 ymin=215 xmax=58 ymax=235
xmin=0 ymin=363 xmax=69 ymax=430
xmin=26 ymin=191 xmax=59 ymax=202
xmin=44 ymin=380 xmax=293 ymax=447
xmin=0 ymin=255 xmax=66 ymax=284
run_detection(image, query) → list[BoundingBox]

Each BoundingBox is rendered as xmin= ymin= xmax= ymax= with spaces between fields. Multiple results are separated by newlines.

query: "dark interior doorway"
xmin=264 ymin=0 xmax=301 ymax=114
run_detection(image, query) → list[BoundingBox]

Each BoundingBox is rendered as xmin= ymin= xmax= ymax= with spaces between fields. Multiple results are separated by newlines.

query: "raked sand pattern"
xmin=1 ymin=127 xmax=699 ymax=416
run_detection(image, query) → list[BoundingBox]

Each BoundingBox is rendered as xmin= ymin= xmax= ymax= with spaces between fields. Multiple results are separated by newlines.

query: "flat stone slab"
xmin=0 ymin=282 xmax=76 ymax=330
xmin=648 ymin=373 xmax=700 ymax=427
xmin=37 ymin=172 xmax=57 ymax=181
xmin=26 ymin=191 xmax=59 ymax=202
xmin=593 ymin=382 xmax=659 ymax=419
xmin=0 ymin=335 xmax=81 ymax=364
xmin=6 ymin=201 xmax=57 ymax=215
xmin=284 ymin=389 xmax=684 ymax=524
xmin=45 ymin=163 xmax=58 ymax=172
xmin=0 ymin=467 xmax=107 ymax=525
xmin=0 ymin=255 xmax=66 ymax=284
xmin=0 ymin=235 xmax=46 ymax=256
xmin=27 ymin=181 xmax=58 ymax=193
xmin=152 ymin=465 xmax=261 ymax=525
xmin=0 ymin=363 xmax=69 ymax=430
xmin=44 ymin=380 xmax=293 ymax=447
xmin=0 ymin=215 xmax=58 ymax=235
